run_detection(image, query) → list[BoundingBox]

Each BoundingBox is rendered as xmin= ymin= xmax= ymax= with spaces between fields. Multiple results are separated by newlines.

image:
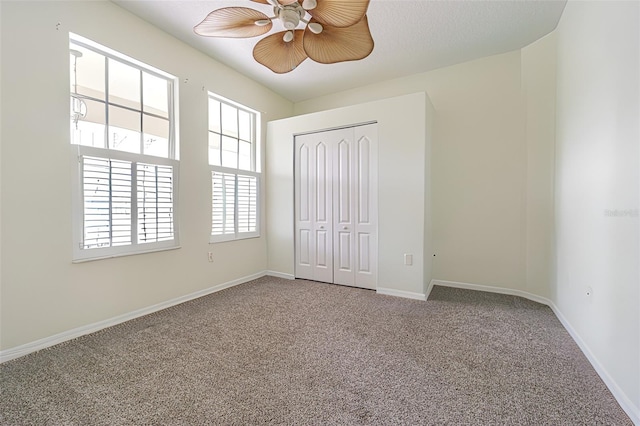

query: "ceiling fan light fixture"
xmin=308 ymin=22 xmax=323 ymax=34
xmin=302 ymin=0 xmax=317 ymax=10
xmin=283 ymin=30 xmax=294 ymax=42
xmin=255 ymin=19 xmax=271 ymax=26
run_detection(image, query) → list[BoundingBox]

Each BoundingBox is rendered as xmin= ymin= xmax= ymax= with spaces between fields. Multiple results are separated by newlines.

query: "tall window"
xmin=208 ymin=94 xmax=260 ymax=242
xmin=70 ymin=34 xmax=179 ymax=261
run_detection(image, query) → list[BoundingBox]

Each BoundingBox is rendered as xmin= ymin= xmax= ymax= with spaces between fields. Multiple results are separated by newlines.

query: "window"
xmin=70 ymin=34 xmax=179 ymax=261
xmin=208 ymin=94 xmax=260 ymax=242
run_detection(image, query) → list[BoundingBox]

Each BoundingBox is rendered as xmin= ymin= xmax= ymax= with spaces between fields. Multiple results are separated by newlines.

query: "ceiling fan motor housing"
xmin=279 ymin=5 xmax=305 ymax=30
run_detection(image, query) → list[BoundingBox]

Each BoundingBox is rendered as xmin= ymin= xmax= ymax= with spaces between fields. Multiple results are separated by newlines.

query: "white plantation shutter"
xmin=211 ymin=172 xmax=236 ymax=238
xmin=75 ymin=153 xmax=177 ymax=260
xmin=211 ymin=171 xmax=258 ymax=241
xmin=82 ymin=157 xmax=132 ymax=249
xmin=137 ymin=163 xmax=174 ymax=243
xmin=237 ymin=174 xmax=257 ymax=233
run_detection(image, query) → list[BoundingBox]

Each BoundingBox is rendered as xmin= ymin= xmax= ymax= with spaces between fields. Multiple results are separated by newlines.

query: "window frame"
xmin=208 ymin=94 xmax=260 ymax=243
xmin=70 ymin=33 xmax=180 ymax=262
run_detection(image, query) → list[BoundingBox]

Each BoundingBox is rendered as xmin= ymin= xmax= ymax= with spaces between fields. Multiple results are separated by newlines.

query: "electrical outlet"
xmin=586 ymin=286 xmax=593 ymax=297
xmin=208 ymin=252 xmax=214 ymax=262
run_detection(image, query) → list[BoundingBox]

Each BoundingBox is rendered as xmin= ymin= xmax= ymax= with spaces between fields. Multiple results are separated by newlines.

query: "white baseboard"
xmin=547 ymin=301 xmax=640 ymax=425
xmin=266 ymin=270 xmax=295 ymax=280
xmin=0 ymin=271 xmax=267 ymax=364
xmin=430 ymin=279 xmax=640 ymax=425
xmin=429 ymin=279 xmax=552 ymax=305
xmin=376 ymin=287 xmax=426 ymax=301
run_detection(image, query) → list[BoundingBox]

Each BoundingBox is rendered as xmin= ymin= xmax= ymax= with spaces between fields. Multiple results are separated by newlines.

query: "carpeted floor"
xmin=0 ymin=276 xmax=632 ymax=425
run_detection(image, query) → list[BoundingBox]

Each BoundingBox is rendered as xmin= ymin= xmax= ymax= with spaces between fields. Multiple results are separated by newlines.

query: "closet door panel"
xmin=313 ymin=140 xmax=333 ymax=282
xmin=332 ymin=131 xmax=356 ymax=286
xmin=353 ymin=124 xmax=378 ymax=289
xmin=294 ymin=139 xmax=314 ymax=280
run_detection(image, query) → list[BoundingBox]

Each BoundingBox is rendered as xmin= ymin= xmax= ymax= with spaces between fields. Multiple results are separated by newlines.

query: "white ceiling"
xmin=111 ymin=0 xmax=567 ymax=103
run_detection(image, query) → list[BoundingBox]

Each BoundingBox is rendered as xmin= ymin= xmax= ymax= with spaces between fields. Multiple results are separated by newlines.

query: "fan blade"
xmin=303 ymin=16 xmax=374 ymax=64
xmin=194 ymin=7 xmax=272 ymax=38
xmin=253 ymin=30 xmax=307 ymax=73
xmin=307 ymin=0 xmax=370 ymax=28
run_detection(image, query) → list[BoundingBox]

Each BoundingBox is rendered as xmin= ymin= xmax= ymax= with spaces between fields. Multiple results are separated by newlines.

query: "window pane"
xmin=109 ymin=105 xmax=141 ymax=154
xmin=70 ymin=45 xmax=105 ymax=100
xmin=71 ymin=98 xmax=106 ymax=148
xmin=108 ymin=59 xmax=140 ymax=109
xmin=143 ymin=72 xmax=169 ymax=118
xmin=143 ymin=115 xmax=169 ymax=158
xmin=209 ymin=132 xmax=221 ymax=166
xmin=72 ymin=120 xmax=105 ymax=148
xmin=238 ymin=140 xmax=251 ymax=171
xmin=221 ymin=136 xmax=238 ymax=168
xmin=221 ymin=103 xmax=238 ymax=138
xmin=238 ymin=109 xmax=252 ymax=142
xmin=209 ymin=98 xmax=221 ymax=134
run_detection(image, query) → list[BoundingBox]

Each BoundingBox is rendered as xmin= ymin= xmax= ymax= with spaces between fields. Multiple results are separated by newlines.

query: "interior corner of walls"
xmin=425 ymin=279 xmax=436 ymax=300
xmin=376 ymin=287 xmax=426 ymax=302
xmin=266 ymin=271 xmax=295 ymax=280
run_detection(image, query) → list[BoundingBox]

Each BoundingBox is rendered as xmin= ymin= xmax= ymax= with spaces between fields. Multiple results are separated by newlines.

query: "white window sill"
xmin=209 ymin=234 xmax=260 ymax=244
xmin=72 ymin=245 xmax=182 ymax=263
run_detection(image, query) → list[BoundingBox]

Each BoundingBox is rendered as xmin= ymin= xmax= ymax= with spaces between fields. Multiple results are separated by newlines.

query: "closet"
xmin=294 ymin=123 xmax=378 ymax=289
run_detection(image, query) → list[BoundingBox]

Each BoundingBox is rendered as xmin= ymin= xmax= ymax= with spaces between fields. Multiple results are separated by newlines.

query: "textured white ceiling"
xmin=111 ymin=0 xmax=567 ymax=102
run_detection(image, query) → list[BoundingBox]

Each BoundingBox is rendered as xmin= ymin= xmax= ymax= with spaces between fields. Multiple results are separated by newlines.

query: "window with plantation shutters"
xmin=208 ymin=94 xmax=260 ymax=242
xmin=70 ymin=34 xmax=179 ymax=261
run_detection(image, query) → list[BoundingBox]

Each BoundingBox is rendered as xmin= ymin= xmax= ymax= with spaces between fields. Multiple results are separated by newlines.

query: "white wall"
xmin=423 ymin=98 xmax=436 ymax=294
xmin=522 ymin=33 xmax=557 ymax=299
xmin=266 ymin=93 xmax=432 ymax=296
xmin=555 ymin=0 xmax=639 ymax=419
xmin=0 ymin=1 xmax=293 ymax=351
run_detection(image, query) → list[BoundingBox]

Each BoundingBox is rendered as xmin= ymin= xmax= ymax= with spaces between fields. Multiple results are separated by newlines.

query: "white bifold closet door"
xmin=294 ymin=123 xmax=377 ymax=290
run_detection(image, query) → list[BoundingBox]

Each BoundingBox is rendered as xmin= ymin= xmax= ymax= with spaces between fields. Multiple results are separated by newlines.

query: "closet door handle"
xmin=319 ymin=226 xmax=325 ymax=229
xmin=343 ymin=226 xmax=348 ymax=230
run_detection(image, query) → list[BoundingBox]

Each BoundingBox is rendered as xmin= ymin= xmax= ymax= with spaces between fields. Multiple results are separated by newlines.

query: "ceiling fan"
xmin=194 ymin=0 xmax=373 ymax=74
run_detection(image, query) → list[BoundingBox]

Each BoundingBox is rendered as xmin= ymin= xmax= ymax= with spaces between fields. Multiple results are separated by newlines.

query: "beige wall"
xmin=0 ymin=1 xmax=293 ymax=351
xmin=266 ymin=93 xmax=432 ymax=296
xmin=554 ymin=0 xmax=639 ymax=417
xmin=295 ymin=49 xmax=555 ymax=298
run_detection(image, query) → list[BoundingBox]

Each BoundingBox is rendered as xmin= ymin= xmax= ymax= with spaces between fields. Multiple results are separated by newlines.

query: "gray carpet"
xmin=0 ymin=276 xmax=632 ymax=425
